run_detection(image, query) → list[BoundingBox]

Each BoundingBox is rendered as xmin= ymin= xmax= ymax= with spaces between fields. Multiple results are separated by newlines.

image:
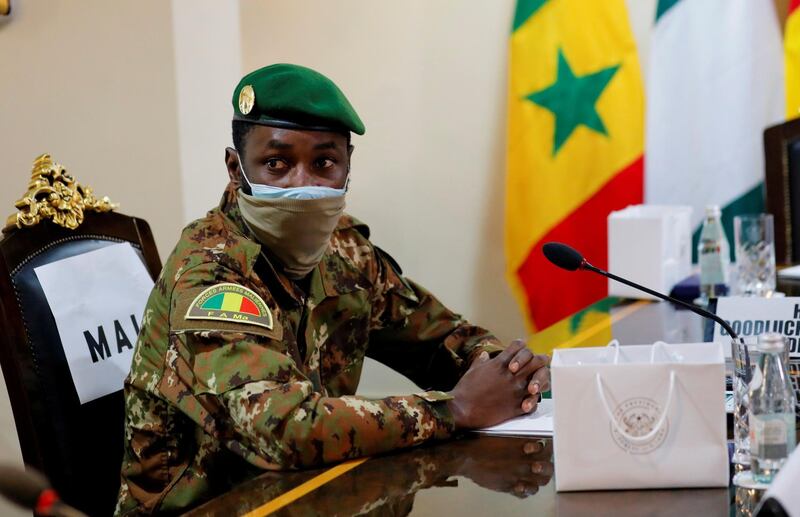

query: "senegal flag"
xmin=505 ymin=0 xmax=644 ymax=332
xmin=788 ymin=0 xmax=800 ymax=119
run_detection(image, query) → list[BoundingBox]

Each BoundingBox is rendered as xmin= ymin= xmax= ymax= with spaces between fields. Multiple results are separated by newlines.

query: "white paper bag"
xmin=552 ymin=341 xmax=728 ymax=491
xmin=608 ymin=205 xmax=692 ymax=300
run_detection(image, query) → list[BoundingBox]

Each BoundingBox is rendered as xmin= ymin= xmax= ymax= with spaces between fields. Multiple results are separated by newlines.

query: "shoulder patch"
xmin=185 ymin=283 xmax=273 ymax=330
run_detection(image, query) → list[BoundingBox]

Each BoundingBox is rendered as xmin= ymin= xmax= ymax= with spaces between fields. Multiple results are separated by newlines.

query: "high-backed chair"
xmin=764 ymin=118 xmax=800 ymax=265
xmin=0 ymin=155 xmax=161 ymax=516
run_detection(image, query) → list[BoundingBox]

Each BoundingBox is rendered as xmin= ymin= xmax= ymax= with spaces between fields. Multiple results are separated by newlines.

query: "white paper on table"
xmin=475 ymin=399 xmax=554 ymax=436
xmin=34 ymin=242 xmax=154 ymax=404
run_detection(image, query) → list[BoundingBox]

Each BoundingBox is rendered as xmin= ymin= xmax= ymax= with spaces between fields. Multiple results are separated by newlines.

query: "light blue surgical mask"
xmin=237 ymin=153 xmax=348 ymax=200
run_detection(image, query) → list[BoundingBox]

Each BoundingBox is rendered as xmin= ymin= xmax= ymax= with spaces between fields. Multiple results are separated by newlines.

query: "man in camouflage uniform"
xmin=116 ymin=64 xmax=550 ymax=515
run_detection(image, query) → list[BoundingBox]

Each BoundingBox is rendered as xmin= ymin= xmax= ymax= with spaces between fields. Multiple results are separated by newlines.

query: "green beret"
xmin=232 ymin=63 xmax=365 ymax=135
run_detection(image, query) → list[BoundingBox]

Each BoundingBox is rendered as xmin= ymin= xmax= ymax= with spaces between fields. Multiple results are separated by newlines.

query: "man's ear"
xmin=347 ymin=144 xmax=354 ymax=171
xmin=225 ymin=147 xmax=241 ymax=188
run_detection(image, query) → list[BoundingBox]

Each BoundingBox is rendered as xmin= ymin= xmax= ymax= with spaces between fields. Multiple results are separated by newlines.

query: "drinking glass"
xmin=734 ymin=214 xmax=776 ymax=297
xmin=732 ymin=338 xmax=760 ymax=464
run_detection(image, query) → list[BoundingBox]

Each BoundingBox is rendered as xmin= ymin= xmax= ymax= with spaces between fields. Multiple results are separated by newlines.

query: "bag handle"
xmin=605 ymin=340 xmax=681 ymax=365
xmin=606 ymin=339 xmax=621 ymax=364
xmin=594 ymin=370 xmax=676 ymax=443
xmin=650 ymin=341 xmax=672 ymax=363
xmin=606 ymin=339 xmax=665 ymax=364
xmin=649 ymin=341 xmax=685 ymax=364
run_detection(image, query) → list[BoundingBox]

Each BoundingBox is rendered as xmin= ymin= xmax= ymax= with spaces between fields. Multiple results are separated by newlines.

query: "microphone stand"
xmin=580 ymin=259 xmax=751 ymax=379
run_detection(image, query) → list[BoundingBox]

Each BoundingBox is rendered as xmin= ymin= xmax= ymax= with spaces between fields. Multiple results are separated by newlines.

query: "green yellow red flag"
xmin=505 ymin=0 xmax=644 ymax=333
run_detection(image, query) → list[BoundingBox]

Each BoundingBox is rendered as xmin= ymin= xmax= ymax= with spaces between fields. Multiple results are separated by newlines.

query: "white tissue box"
xmin=607 ymin=205 xmax=692 ymax=300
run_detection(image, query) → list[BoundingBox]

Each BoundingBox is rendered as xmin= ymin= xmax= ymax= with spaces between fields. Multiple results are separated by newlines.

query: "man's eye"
xmin=314 ymin=158 xmax=335 ymax=169
xmin=266 ymin=159 xmax=287 ymax=170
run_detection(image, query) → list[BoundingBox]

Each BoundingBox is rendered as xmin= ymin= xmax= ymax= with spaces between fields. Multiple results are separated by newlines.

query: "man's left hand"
xmin=501 ymin=339 xmax=550 ymax=413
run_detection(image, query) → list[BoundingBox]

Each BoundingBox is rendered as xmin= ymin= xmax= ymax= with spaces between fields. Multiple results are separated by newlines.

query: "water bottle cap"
xmin=757 ymin=332 xmax=785 ymax=352
xmin=705 ymin=205 xmax=721 ymax=217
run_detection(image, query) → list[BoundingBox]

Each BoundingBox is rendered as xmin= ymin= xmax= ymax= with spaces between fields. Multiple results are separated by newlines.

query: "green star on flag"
xmin=526 ymin=49 xmax=620 ymax=155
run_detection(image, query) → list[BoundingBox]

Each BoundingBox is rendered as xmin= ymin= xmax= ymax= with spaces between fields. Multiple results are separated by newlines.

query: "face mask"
xmin=235 ymin=156 xmax=346 ymax=279
xmin=238 ymin=153 xmax=348 ymax=200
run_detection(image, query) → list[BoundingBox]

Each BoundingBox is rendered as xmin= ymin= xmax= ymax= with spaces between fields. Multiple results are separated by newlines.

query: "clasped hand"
xmin=448 ymin=340 xmax=551 ymax=429
xmin=456 ymin=436 xmax=554 ymax=498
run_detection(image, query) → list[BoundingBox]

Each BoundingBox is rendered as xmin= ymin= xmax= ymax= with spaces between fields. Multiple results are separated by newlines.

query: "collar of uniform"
xmin=251 ymin=250 xmax=299 ymax=303
xmin=318 ymin=232 xmax=372 ymax=298
xmin=212 ymin=183 xmax=262 ymax=274
xmin=218 ymin=183 xmax=249 ymax=235
xmin=256 ymin=245 xmax=368 ymax=305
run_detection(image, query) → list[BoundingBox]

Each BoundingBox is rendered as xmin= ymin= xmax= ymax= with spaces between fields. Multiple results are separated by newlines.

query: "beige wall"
xmin=0 ymin=0 xmax=183 ymax=256
xmin=171 ymin=0 xmax=242 ymax=223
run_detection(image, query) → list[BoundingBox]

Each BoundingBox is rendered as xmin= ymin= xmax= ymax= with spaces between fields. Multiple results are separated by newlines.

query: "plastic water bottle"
xmin=697 ymin=205 xmax=729 ymax=303
xmin=749 ymin=333 xmax=797 ymax=483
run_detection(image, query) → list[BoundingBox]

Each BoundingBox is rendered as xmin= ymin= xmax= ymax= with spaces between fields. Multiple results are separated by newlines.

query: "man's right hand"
xmin=446 ymin=341 xmax=549 ymax=429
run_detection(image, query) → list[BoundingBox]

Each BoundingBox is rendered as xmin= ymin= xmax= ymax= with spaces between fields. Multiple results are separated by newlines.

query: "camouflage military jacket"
xmin=115 ymin=185 xmax=503 ymax=515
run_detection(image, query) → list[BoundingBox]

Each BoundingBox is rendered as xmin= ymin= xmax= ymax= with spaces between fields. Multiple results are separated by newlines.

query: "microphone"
xmin=0 ymin=465 xmax=87 ymax=517
xmin=542 ymin=242 xmax=740 ymax=340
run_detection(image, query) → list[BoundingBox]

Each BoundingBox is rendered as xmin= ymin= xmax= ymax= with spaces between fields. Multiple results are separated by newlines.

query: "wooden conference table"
xmin=187 ymin=291 xmax=789 ymax=517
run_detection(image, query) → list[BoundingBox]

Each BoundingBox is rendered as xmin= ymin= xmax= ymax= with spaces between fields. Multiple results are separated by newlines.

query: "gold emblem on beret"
xmin=239 ymin=84 xmax=255 ymax=115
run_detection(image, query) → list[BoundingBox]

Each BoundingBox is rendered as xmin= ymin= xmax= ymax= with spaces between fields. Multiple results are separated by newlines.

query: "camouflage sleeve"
xmin=367 ymin=248 xmax=504 ymax=391
xmin=162 ymin=263 xmax=455 ymax=469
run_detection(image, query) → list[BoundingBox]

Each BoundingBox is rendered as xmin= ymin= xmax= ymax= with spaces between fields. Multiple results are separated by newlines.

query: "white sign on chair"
xmin=34 ymin=242 xmax=154 ymax=404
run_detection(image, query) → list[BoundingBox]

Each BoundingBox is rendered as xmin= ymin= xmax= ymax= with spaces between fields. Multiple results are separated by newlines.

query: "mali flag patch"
xmin=185 ymin=283 xmax=273 ymax=330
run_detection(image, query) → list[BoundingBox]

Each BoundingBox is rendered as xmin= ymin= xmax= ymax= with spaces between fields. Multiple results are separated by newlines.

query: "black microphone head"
xmin=542 ymin=242 xmax=584 ymax=271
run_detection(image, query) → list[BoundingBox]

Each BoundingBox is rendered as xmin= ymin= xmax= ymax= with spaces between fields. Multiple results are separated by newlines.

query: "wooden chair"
xmin=764 ymin=118 xmax=800 ymax=265
xmin=0 ymin=155 xmax=161 ymax=516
